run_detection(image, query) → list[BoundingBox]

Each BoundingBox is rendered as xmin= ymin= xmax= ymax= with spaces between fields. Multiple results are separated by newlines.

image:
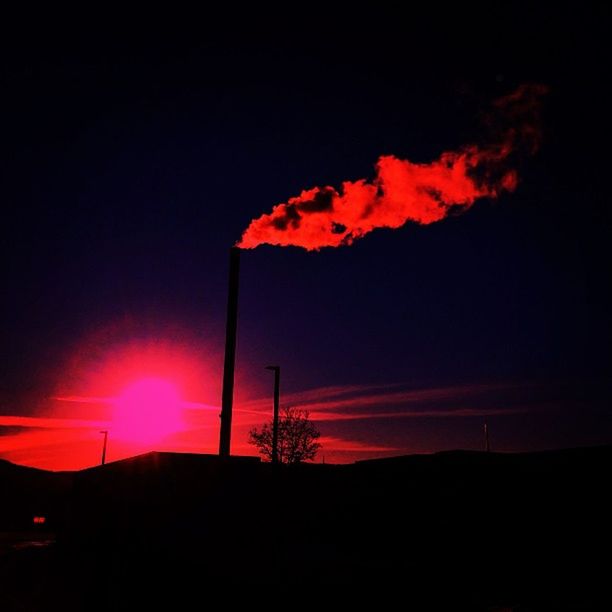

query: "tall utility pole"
xmin=100 ymin=430 xmax=108 ymax=465
xmin=265 ymin=365 xmax=280 ymax=464
xmin=219 ymin=247 xmax=241 ymax=458
xmin=484 ymin=421 xmax=490 ymax=453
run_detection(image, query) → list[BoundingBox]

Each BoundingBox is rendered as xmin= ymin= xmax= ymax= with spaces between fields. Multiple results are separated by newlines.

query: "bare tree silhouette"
xmin=249 ymin=406 xmax=321 ymax=464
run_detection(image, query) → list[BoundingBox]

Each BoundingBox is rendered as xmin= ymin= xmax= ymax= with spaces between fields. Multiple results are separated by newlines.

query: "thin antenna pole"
xmin=265 ymin=366 xmax=280 ymax=463
xmin=484 ymin=421 xmax=490 ymax=453
xmin=100 ymin=430 xmax=108 ymax=465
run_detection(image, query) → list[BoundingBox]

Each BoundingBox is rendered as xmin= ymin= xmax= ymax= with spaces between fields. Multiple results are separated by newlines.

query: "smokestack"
xmin=219 ymin=247 xmax=241 ymax=457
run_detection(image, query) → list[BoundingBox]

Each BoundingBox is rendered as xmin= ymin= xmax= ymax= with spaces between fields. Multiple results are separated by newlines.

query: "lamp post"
xmin=265 ymin=366 xmax=280 ymax=464
xmin=100 ymin=430 xmax=108 ymax=465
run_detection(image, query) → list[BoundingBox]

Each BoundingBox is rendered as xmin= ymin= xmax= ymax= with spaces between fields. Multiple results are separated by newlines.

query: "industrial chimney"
xmin=219 ymin=247 xmax=241 ymax=457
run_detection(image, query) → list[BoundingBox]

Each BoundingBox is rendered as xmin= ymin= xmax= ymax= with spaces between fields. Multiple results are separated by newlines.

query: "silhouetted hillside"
xmin=2 ymin=447 xmax=611 ymax=610
xmin=0 ymin=460 xmax=72 ymax=531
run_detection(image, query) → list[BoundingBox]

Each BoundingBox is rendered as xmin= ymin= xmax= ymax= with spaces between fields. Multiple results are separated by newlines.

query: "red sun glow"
xmin=112 ymin=378 xmax=184 ymax=444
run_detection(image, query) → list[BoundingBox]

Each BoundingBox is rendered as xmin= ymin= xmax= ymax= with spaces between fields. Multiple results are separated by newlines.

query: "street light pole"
xmin=265 ymin=366 xmax=280 ymax=464
xmin=100 ymin=430 xmax=108 ymax=465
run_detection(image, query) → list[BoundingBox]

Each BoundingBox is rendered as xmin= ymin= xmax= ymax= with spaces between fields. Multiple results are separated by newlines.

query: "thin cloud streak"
xmin=236 ymin=381 xmax=533 ymax=424
xmin=0 ymin=415 xmax=110 ymax=429
xmin=319 ymin=436 xmax=401 ymax=452
xmin=240 ymin=381 xmax=524 ymax=413
xmin=238 ymin=382 xmax=403 ymax=411
xmin=56 ymin=396 xmax=221 ymax=411
xmin=54 ymin=396 xmax=114 ymax=404
xmin=309 ymin=406 xmax=528 ymax=422
xmin=0 ymin=428 xmax=100 ymax=455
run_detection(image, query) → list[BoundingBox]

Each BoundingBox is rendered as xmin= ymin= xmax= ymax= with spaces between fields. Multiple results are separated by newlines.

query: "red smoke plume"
xmin=238 ymin=84 xmax=547 ymax=251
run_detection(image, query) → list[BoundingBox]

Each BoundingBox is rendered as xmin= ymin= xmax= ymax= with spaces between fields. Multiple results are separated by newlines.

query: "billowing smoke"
xmin=238 ymin=84 xmax=547 ymax=251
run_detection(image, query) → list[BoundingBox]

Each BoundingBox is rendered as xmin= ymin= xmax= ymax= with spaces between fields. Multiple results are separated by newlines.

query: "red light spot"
xmin=33 ymin=516 xmax=46 ymax=524
xmin=113 ymin=378 xmax=184 ymax=444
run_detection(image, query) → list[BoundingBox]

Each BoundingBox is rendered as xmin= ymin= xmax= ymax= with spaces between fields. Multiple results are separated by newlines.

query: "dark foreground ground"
xmin=1 ymin=446 xmax=611 ymax=610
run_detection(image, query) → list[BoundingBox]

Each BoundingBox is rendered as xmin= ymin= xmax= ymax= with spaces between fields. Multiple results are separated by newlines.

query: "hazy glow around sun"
xmin=112 ymin=378 xmax=184 ymax=444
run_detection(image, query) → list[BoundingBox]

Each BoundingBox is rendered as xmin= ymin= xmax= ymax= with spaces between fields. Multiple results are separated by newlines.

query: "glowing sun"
xmin=113 ymin=378 xmax=184 ymax=444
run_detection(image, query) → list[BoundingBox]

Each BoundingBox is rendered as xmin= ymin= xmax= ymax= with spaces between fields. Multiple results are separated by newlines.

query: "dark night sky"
xmin=1 ymin=7 xmax=611 ymax=465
